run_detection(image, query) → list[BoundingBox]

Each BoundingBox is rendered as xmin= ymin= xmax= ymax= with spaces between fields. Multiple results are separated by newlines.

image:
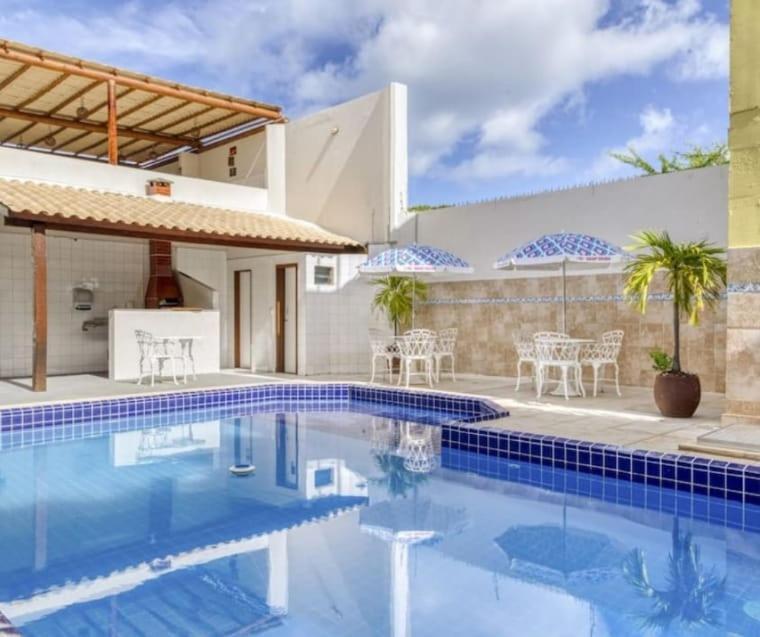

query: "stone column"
xmin=725 ymin=0 xmax=760 ymax=422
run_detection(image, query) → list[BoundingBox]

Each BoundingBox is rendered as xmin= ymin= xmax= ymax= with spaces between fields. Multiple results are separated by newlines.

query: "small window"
xmin=314 ymin=467 xmax=334 ymax=488
xmin=313 ymin=265 xmax=334 ymax=285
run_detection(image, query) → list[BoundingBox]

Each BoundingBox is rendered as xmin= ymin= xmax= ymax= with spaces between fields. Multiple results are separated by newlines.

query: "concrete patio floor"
xmin=0 ymin=370 xmax=745 ymax=461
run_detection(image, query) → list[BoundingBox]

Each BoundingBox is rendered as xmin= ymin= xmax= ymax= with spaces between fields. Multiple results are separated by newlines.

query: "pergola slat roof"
xmin=0 ymin=40 xmax=284 ymax=166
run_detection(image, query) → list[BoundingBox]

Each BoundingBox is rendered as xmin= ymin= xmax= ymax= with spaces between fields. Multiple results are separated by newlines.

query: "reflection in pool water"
xmin=0 ymin=407 xmax=758 ymax=636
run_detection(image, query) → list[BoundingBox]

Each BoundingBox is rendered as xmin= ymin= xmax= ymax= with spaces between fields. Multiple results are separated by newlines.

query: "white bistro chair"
xmin=513 ymin=331 xmax=536 ymax=391
xmin=580 ymin=330 xmax=624 ymax=397
xmin=135 ymin=330 xmax=184 ymax=386
xmin=433 ymin=327 xmax=458 ymax=382
xmin=369 ymin=329 xmax=397 ymax=384
xmin=534 ymin=335 xmax=584 ymax=400
xmin=397 ymin=329 xmax=437 ymax=388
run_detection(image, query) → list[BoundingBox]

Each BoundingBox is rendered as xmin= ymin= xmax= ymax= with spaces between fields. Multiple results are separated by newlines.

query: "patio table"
xmin=542 ymin=337 xmax=594 ymax=397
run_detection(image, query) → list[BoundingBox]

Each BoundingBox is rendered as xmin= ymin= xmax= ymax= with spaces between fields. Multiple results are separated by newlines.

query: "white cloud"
xmin=0 ymin=0 xmax=728 ymax=183
xmin=588 ymin=104 xmax=717 ymax=179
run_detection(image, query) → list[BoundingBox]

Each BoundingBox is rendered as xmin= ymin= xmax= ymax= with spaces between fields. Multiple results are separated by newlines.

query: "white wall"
xmin=284 ymin=84 xmax=407 ymax=244
xmin=174 ymin=246 xmax=228 ymax=365
xmin=0 ymin=146 xmax=269 ymax=213
xmin=0 ymin=229 xmax=147 ymax=378
xmin=302 ymin=254 xmax=386 ymax=375
xmin=226 ymin=252 xmax=306 ymax=373
xmin=399 ymin=166 xmax=729 ymax=281
xmin=224 ymin=251 xmax=383 ymax=375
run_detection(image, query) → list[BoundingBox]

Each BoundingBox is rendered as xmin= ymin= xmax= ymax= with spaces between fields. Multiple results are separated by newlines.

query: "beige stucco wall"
xmin=284 ymin=84 xmax=406 ymax=244
xmin=416 ymin=272 xmax=726 ymax=393
xmin=725 ymin=0 xmax=760 ymax=419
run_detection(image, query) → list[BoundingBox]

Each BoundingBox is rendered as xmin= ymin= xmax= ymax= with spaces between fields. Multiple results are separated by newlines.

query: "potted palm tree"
xmin=625 ymin=231 xmax=726 ymax=417
xmin=371 ymin=275 xmax=428 ymax=335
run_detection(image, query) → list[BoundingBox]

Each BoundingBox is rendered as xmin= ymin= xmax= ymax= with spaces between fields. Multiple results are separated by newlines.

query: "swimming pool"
xmin=1 ymin=385 xmax=759 ymax=636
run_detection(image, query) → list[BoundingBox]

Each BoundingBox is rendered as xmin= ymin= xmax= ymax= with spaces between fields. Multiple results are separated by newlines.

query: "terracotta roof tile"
xmin=0 ymin=179 xmax=362 ymax=250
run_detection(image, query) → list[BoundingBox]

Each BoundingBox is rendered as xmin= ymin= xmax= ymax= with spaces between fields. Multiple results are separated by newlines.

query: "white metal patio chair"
xmin=534 ymin=335 xmax=585 ymax=400
xmin=513 ymin=330 xmax=536 ymax=391
xmin=433 ymin=327 xmax=458 ymax=382
xmin=369 ymin=328 xmax=397 ymax=384
xmin=135 ymin=330 xmax=183 ymax=386
xmin=580 ymin=330 xmax=624 ymax=397
xmin=396 ymin=329 xmax=437 ymax=388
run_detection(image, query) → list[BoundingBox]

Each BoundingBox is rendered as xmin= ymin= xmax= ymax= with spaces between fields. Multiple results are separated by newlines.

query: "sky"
xmin=0 ymin=0 xmax=729 ymax=206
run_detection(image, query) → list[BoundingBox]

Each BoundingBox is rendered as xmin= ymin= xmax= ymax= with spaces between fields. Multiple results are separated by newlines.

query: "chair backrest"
xmin=435 ymin=328 xmax=457 ymax=355
xmin=602 ymin=330 xmax=624 ymax=345
xmin=534 ymin=336 xmax=581 ymax=363
xmin=600 ymin=330 xmax=624 ymax=359
xmin=398 ymin=331 xmax=436 ymax=358
xmin=512 ymin=330 xmax=534 ymax=359
xmin=404 ymin=328 xmax=437 ymax=339
xmin=370 ymin=338 xmax=391 ymax=355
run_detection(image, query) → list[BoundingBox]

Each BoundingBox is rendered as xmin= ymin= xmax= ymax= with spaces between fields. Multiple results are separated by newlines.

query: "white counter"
xmin=109 ymin=309 xmax=221 ymax=381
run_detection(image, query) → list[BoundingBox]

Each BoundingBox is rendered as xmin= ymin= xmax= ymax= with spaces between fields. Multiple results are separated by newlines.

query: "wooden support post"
xmin=31 ymin=224 xmax=47 ymax=392
xmin=107 ymin=79 xmax=118 ymax=165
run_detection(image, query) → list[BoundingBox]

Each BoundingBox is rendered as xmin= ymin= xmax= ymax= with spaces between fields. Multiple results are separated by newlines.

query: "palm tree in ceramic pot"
xmin=625 ymin=231 xmax=726 ymax=417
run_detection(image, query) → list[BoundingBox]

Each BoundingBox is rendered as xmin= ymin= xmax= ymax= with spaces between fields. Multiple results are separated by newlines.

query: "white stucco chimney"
xmin=266 ymin=123 xmax=287 ymax=215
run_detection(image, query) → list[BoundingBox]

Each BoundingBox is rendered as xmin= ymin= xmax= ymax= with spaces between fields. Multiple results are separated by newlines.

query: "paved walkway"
xmin=0 ymin=370 xmax=738 ymax=460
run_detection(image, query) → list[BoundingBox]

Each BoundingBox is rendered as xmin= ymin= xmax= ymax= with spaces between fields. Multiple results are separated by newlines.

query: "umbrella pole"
xmin=561 ymin=260 xmax=567 ymax=333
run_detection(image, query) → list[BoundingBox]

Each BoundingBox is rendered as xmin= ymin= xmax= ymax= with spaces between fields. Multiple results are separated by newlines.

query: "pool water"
xmin=1 ymin=404 xmax=759 ymax=636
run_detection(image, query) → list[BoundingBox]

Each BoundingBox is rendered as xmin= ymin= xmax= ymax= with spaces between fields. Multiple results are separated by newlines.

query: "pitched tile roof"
xmin=0 ymin=179 xmax=363 ymax=251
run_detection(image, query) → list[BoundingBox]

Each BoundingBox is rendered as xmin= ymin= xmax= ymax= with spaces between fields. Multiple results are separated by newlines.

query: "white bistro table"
xmin=542 ymin=337 xmax=594 ymax=398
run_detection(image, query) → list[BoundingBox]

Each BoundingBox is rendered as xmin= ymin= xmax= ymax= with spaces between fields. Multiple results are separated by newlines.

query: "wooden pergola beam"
xmin=31 ymin=223 xmax=47 ymax=392
xmin=114 ymin=105 xmax=217 ymax=157
xmin=48 ymin=87 xmax=134 ymax=153
xmin=51 ymin=130 xmax=90 ymax=152
xmin=0 ymin=63 xmax=30 ymax=91
xmin=3 ymin=78 xmax=102 ymax=144
xmin=124 ymin=111 xmax=246 ymax=161
xmin=0 ymin=72 xmax=72 ymax=137
xmin=0 ymin=44 xmax=282 ymax=119
xmin=0 ymin=106 xmax=199 ymax=147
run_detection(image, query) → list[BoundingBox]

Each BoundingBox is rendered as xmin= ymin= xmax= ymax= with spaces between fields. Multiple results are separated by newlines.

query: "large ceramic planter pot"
xmin=653 ymin=372 xmax=701 ymax=418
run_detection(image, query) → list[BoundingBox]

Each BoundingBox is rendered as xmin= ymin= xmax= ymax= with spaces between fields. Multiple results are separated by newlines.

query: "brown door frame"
xmin=233 ymin=269 xmax=252 ymax=368
xmin=275 ymin=263 xmax=298 ymax=374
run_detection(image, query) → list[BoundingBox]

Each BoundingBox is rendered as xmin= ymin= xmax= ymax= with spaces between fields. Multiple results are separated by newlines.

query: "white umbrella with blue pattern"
xmin=493 ymin=232 xmax=627 ymax=332
xmin=359 ymin=243 xmax=473 ymax=328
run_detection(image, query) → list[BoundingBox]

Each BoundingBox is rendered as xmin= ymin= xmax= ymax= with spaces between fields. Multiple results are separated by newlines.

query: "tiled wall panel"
xmin=416 ymin=272 xmax=727 ymax=392
xmin=0 ymin=231 xmax=147 ymax=377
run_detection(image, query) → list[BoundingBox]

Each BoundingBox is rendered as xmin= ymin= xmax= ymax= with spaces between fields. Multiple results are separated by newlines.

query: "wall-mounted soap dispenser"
xmin=73 ymin=280 xmax=97 ymax=311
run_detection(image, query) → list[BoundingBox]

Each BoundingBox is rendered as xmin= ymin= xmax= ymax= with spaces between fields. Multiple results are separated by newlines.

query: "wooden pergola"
xmin=0 ymin=39 xmax=284 ymax=166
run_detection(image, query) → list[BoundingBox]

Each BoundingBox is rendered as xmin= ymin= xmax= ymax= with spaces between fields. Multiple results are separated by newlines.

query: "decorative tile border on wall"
xmin=0 ymin=383 xmax=508 ymax=433
xmin=727 ymin=281 xmax=760 ymax=294
xmin=441 ymin=423 xmax=760 ymax=518
xmin=422 ymin=283 xmax=760 ymax=306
